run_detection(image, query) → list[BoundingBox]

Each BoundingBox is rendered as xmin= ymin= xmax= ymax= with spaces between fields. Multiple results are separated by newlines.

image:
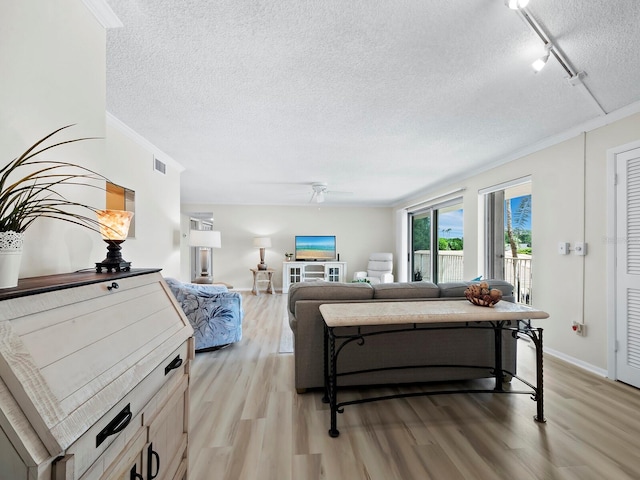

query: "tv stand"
xmin=282 ymin=261 xmax=347 ymax=294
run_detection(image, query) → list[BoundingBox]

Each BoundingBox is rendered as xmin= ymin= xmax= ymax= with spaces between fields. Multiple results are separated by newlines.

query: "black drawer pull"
xmin=130 ymin=465 xmax=143 ymax=480
xmin=164 ymin=355 xmax=183 ymax=375
xmin=107 ymin=282 xmax=119 ymax=291
xmin=96 ymin=403 xmax=132 ymax=447
xmin=147 ymin=442 xmax=160 ymax=479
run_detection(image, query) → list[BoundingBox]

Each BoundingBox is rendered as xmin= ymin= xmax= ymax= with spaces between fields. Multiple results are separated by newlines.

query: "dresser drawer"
xmin=79 ymin=426 xmax=147 ymax=480
xmin=64 ymin=340 xmax=191 ymax=480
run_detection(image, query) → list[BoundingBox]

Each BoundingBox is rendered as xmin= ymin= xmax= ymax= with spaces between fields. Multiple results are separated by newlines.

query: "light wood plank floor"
xmin=189 ymin=292 xmax=640 ymax=480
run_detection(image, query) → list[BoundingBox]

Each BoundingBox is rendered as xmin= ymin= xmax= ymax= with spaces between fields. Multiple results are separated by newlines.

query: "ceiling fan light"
xmin=316 ymin=191 xmax=325 ymax=203
xmin=506 ymin=0 xmax=529 ymax=9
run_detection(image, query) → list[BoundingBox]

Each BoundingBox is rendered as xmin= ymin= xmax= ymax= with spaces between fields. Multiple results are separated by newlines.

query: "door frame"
xmin=606 ymin=139 xmax=640 ymax=380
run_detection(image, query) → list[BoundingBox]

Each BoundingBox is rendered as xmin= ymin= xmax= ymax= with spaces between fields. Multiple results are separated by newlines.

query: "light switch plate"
xmin=558 ymin=242 xmax=569 ymax=255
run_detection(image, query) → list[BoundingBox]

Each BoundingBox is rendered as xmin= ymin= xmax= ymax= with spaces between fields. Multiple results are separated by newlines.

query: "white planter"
xmin=0 ymin=231 xmax=24 ymax=289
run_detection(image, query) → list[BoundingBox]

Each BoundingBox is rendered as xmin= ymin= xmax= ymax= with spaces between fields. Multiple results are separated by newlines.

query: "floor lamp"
xmin=189 ymin=230 xmax=221 ymax=284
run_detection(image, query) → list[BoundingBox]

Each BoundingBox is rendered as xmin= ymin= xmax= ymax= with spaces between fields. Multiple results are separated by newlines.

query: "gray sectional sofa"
xmin=287 ymin=279 xmax=516 ymax=392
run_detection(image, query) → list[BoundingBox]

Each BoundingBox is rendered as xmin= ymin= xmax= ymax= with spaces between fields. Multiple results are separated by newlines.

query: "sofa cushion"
xmin=373 ymin=281 xmax=440 ymax=299
xmin=288 ymin=281 xmax=374 ymax=314
xmin=438 ymin=279 xmax=514 ymax=298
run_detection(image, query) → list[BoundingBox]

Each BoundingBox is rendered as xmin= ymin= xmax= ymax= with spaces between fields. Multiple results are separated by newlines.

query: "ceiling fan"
xmin=309 ymin=182 xmax=353 ymax=203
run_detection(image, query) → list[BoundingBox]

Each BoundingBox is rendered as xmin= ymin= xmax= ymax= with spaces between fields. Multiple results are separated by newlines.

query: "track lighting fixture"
xmin=506 ymin=1 xmax=606 ymax=115
xmin=505 ymin=0 xmax=529 ymax=9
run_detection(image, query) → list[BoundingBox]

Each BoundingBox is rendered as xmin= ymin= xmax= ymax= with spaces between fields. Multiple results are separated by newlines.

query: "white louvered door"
xmin=616 ymin=147 xmax=640 ymax=388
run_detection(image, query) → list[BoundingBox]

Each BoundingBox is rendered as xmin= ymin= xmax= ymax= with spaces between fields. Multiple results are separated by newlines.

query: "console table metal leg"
xmin=322 ymin=324 xmax=329 ymax=404
xmin=493 ymin=321 xmax=504 ymax=391
xmin=327 ymin=327 xmax=340 ymax=437
xmin=532 ymin=327 xmax=546 ymax=423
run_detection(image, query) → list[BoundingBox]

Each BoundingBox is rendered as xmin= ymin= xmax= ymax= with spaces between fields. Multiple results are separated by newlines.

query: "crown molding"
xmin=106 ymin=112 xmax=185 ymax=173
xmin=395 ymin=100 xmax=640 ymax=209
xmin=82 ymin=0 xmax=123 ymax=29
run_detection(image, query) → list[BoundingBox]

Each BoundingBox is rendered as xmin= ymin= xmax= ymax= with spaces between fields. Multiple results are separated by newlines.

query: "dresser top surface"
xmin=0 ymin=268 xmax=162 ymax=301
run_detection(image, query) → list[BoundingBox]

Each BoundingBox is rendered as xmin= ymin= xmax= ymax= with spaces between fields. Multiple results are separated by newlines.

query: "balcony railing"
xmin=504 ymin=254 xmax=532 ymax=305
xmin=413 ymin=250 xmax=532 ymax=305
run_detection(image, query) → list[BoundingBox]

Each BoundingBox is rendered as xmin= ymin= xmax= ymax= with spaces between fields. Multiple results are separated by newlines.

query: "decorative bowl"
xmin=464 ymin=282 xmax=502 ymax=307
xmin=465 ymin=292 xmax=501 ymax=307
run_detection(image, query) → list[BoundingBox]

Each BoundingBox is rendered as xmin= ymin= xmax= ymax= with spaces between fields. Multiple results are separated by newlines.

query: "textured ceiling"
xmin=105 ymin=0 xmax=640 ymax=207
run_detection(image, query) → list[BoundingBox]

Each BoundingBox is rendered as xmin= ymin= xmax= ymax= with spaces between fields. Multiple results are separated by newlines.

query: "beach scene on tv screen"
xmin=296 ymin=236 xmax=335 ymax=260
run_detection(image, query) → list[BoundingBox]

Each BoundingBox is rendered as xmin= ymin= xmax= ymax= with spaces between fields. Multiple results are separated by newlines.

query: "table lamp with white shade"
xmin=253 ymin=237 xmax=271 ymax=270
xmin=189 ymin=230 xmax=221 ymax=283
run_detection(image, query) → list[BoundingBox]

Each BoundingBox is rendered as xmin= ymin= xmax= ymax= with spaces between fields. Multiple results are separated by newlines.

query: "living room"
xmin=2 ymin=1 xmax=640 ymax=479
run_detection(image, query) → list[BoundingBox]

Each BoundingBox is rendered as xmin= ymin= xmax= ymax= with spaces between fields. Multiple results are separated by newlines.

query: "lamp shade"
xmin=253 ymin=237 xmax=272 ymax=248
xmin=189 ymin=230 xmax=221 ymax=248
xmin=96 ymin=210 xmax=134 ymax=240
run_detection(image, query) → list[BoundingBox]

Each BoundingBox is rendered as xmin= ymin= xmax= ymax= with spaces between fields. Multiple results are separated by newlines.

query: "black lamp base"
xmin=96 ymin=240 xmax=132 ymax=273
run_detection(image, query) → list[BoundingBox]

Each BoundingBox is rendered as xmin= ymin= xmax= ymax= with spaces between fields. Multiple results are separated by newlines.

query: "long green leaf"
xmin=1 ymin=126 xmax=109 ymax=233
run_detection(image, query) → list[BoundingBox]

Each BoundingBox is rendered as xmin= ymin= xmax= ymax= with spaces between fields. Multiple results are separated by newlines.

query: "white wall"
xmin=396 ymin=112 xmax=640 ymax=374
xmin=0 ymin=0 xmax=182 ymax=279
xmin=105 ymin=120 xmax=183 ymax=277
xmin=0 ymin=0 xmax=107 ymax=276
xmin=179 ymin=204 xmax=395 ymax=291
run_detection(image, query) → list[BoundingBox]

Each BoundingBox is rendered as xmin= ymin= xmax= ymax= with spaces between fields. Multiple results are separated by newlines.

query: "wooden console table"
xmin=250 ymin=268 xmax=274 ymax=295
xmin=319 ymin=300 xmax=549 ymax=437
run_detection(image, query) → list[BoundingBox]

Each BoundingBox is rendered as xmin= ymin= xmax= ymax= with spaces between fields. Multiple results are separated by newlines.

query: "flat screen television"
xmin=295 ymin=235 xmax=336 ymax=261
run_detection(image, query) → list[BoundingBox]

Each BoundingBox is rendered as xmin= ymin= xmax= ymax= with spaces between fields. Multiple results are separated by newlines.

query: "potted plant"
xmin=0 ymin=125 xmax=108 ymax=288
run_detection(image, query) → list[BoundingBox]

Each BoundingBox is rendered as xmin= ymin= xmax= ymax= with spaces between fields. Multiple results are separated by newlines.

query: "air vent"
xmin=154 ymin=157 xmax=166 ymax=174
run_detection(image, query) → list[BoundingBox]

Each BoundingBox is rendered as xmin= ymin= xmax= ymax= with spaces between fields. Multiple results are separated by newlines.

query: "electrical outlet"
xmin=571 ymin=321 xmax=585 ymax=336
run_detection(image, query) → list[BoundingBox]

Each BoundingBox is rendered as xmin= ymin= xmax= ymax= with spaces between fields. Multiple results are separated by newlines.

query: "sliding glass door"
xmin=483 ymin=180 xmax=532 ymax=304
xmin=410 ymin=200 xmax=464 ymax=283
xmin=411 ymin=211 xmax=432 ymax=282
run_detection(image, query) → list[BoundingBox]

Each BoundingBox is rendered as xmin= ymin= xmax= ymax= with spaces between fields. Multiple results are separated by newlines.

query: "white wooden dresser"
xmin=0 ymin=269 xmax=194 ymax=480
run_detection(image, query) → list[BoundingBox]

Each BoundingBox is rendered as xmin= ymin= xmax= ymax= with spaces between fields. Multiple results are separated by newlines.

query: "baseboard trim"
xmin=543 ymin=346 xmax=608 ymax=378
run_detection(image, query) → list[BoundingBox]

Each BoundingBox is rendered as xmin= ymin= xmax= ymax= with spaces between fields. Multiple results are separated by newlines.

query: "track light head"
xmin=532 ymin=54 xmax=549 ymax=72
xmin=505 ymin=0 xmax=529 ymax=9
xmin=532 ymin=46 xmax=551 ymax=72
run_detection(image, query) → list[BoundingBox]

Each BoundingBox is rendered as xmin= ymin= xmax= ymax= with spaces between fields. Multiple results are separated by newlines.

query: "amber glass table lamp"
xmin=95 ymin=209 xmax=134 ymax=273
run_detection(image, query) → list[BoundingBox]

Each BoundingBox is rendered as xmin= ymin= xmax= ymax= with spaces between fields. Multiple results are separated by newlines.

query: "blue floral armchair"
xmin=165 ymin=277 xmax=243 ymax=351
